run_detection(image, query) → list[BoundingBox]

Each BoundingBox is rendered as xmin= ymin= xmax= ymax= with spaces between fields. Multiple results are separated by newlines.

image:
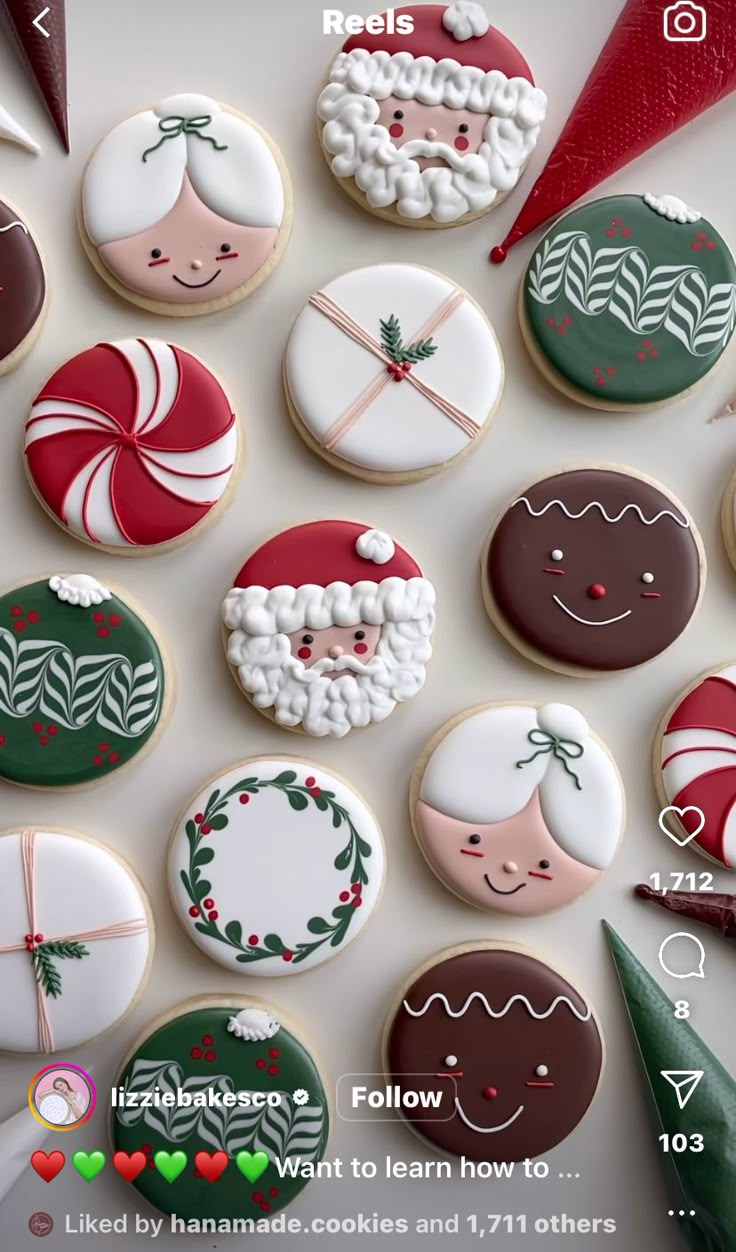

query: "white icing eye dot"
xmin=550 ymin=549 xmax=564 ymax=561
xmin=641 ymin=572 xmax=655 ymax=584
xmin=535 ymin=1064 xmax=549 ymax=1077
xmin=444 ymin=1054 xmax=458 ymax=1068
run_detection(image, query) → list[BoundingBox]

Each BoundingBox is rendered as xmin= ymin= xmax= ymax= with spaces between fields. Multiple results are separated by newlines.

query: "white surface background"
xmin=0 ymin=1 xmax=735 ymax=1248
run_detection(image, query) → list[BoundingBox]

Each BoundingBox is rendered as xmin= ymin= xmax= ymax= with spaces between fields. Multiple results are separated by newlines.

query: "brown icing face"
xmin=0 ymin=200 xmax=45 ymax=364
xmin=487 ymin=469 xmax=701 ymax=671
xmin=385 ymin=948 xmax=603 ymax=1162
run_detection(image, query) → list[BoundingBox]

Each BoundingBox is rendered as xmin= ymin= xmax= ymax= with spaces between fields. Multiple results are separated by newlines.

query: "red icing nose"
xmin=482 ymin=1086 xmax=498 ymax=1099
xmin=587 ymin=583 xmax=607 ymax=599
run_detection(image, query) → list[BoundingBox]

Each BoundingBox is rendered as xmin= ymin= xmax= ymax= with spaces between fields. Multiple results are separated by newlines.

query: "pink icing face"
xmin=286 ymin=623 xmax=382 ymax=673
xmin=415 ymin=791 xmax=599 ymax=916
xmin=97 ymin=174 xmax=277 ymax=304
xmin=375 ymin=97 xmax=487 ymax=169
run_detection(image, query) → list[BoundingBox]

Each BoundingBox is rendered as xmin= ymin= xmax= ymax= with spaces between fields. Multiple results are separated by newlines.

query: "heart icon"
xmin=72 ymin=1151 xmax=106 ymax=1182
xmin=31 ymin=1150 xmax=65 ymax=1183
xmin=113 ymin=1150 xmax=147 ymax=1182
xmin=154 ymin=1150 xmax=188 ymax=1183
xmin=658 ymin=805 xmax=706 ymax=848
xmin=194 ymin=1150 xmax=228 ymax=1182
xmin=236 ymin=1150 xmax=269 ymax=1183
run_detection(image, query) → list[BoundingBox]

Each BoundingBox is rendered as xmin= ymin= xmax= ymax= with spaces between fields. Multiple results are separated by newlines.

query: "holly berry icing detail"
xmin=380 ymin=313 xmax=437 ymax=381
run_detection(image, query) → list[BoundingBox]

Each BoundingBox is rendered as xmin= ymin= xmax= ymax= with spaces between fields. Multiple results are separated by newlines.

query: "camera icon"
xmin=663 ymin=1 xmax=707 ymax=41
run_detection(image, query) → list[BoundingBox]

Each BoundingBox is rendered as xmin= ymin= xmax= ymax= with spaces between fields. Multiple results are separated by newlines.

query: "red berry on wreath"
xmin=92 ymin=611 xmax=105 ymax=623
xmin=205 ymin=1050 xmax=217 ymax=1062
xmin=191 ymin=1046 xmax=203 ymax=1059
xmin=305 ymin=776 xmax=315 ymax=787
xmin=189 ymin=905 xmax=200 ymax=917
xmin=201 ymin=823 xmax=212 ymax=835
xmin=269 ymin=1186 xmax=280 ymax=1197
xmin=282 ymin=951 xmax=293 ymax=962
xmin=239 ymin=793 xmax=250 ymax=804
xmin=194 ymin=812 xmax=204 ymax=824
xmin=27 ymin=610 xmax=39 ymax=624
xmin=248 ymin=934 xmax=259 ymax=945
xmin=268 ymin=1047 xmax=279 ymax=1059
xmin=252 ymin=1191 xmax=264 ymax=1202
xmin=202 ymin=1034 xmax=214 ymax=1045
xmin=207 ymin=909 xmax=218 ymax=921
xmin=10 ymin=605 xmax=22 ymax=617
xmin=339 ymin=891 xmax=350 ymax=902
xmin=350 ymin=882 xmax=361 ymax=894
xmin=268 ymin=1064 xmax=279 ymax=1076
xmin=203 ymin=897 xmax=215 ymax=909
xmin=256 ymin=1058 xmax=266 ymax=1070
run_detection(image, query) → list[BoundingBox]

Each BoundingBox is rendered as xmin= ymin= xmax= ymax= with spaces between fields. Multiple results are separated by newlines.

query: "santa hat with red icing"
xmin=221 ymin=521 xmax=435 ymax=637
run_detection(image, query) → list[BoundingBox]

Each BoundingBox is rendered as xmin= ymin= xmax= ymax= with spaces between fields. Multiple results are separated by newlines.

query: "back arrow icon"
xmin=33 ymin=7 xmax=50 ymax=37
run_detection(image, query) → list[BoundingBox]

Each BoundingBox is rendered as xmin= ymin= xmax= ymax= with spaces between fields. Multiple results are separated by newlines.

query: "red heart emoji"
xmin=112 ymin=1151 xmax=147 ymax=1182
xmin=31 ymin=1150 xmax=65 ymax=1182
xmin=194 ymin=1150 xmax=228 ymax=1182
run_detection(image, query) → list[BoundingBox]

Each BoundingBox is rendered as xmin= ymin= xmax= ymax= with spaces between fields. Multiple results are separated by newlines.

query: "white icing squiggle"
xmin=513 ymin=497 xmax=690 ymax=528
xmin=402 ymin=992 xmax=592 ymax=1021
xmin=553 ymin=596 xmax=632 ymax=627
xmin=643 ymin=193 xmax=701 ymax=224
xmin=455 ymin=1100 xmax=524 ymax=1133
xmin=0 ymin=220 xmax=28 ymax=234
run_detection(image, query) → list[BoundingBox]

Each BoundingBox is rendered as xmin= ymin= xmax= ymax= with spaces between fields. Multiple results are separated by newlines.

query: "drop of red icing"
xmin=483 ymin=1086 xmax=498 ymax=1099
xmin=490 ymin=245 xmax=507 ymax=264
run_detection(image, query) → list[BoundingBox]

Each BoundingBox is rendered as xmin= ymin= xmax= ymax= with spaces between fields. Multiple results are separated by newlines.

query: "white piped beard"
xmin=318 ymin=89 xmax=539 ymax=222
xmin=227 ymin=617 xmax=434 ymax=738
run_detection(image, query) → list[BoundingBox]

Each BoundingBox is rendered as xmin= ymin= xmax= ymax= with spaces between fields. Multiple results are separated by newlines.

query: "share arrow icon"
xmin=660 ymin=1071 xmax=704 ymax=1110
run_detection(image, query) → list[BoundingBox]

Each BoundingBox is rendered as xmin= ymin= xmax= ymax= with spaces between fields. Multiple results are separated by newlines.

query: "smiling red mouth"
xmin=484 ymin=876 xmax=526 ymax=896
xmin=173 ymin=269 xmax=221 ymax=289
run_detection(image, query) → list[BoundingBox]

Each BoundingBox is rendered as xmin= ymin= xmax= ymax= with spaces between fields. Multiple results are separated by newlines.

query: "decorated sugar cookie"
xmin=0 ymin=828 xmax=152 ymax=1053
xmin=112 ymin=997 xmax=328 ymax=1220
xmin=483 ymin=467 xmax=704 ymax=675
xmin=25 ymin=338 xmax=239 ymax=552
xmin=383 ymin=943 xmax=603 ymax=1161
xmin=0 ymin=574 xmax=169 ymax=788
xmin=413 ymin=703 xmax=624 ymax=914
xmin=222 ymin=522 xmax=435 ymax=738
xmin=656 ymin=663 xmax=736 ymax=871
xmin=521 ymin=194 xmax=736 ymax=409
xmin=0 ymin=198 xmax=47 ymax=377
xmin=168 ymin=757 xmax=384 ymax=972
xmin=80 ymin=94 xmax=290 ymax=315
xmin=284 ymin=264 xmax=503 ymax=482
xmin=317 ymin=3 xmax=547 ymax=227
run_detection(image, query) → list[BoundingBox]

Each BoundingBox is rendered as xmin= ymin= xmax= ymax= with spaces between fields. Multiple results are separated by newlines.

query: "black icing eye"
xmin=538 ymin=859 xmax=550 ymax=869
xmin=220 ymin=242 xmax=232 ymax=253
xmin=393 ymin=109 xmax=404 ymax=120
xmin=150 ymin=248 xmax=162 ymax=259
xmin=458 ymin=123 xmax=469 ymax=133
xmin=469 ymin=834 xmax=482 ymax=846
xmin=354 ymin=630 xmax=366 ymax=640
xmin=301 ymin=634 xmax=314 ymax=644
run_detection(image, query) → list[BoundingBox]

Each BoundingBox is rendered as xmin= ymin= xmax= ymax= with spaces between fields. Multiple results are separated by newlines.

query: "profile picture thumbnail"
xmin=30 ymin=1064 xmax=96 ymax=1130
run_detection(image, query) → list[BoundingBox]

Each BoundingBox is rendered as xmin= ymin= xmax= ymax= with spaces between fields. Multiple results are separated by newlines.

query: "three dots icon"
xmin=668 ymin=1210 xmax=696 ymax=1218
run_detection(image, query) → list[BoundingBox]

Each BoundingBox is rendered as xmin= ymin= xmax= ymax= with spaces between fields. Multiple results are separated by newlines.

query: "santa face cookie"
xmin=317 ymin=3 xmax=547 ymax=227
xmin=0 ymin=198 xmax=47 ymax=376
xmin=0 ymin=828 xmax=152 ymax=1053
xmin=0 ymin=574 xmax=169 ymax=788
xmin=656 ymin=663 xmax=736 ymax=870
xmin=112 ymin=997 xmax=328 ymax=1220
xmin=483 ymin=467 xmax=704 ymax=675
xmin=413 ymin=703 xmax=624 ymax=915
xmin=384 ymin=944 xmax=603 ymax=1161
xmin=522 ymin=193 xmax=736 ymax=409
xmin=81 ymin=94 xmax=290 ymax=315
xmin=222 ymin=522 xmax=435 ymax=738
xmin=25 ymin=339 xmax=239 ymax=552
xmin=285 ymin=264 xmax=503 ymax=482
xmin=169 ymin=757 xmax=384 ymax=972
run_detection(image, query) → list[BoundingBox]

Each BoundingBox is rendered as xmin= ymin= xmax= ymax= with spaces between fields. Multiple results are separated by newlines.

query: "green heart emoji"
xmin=153 ymin=1150 xmax=188 ymax=1183
xmin=72 ymin=1151 xmax=106 ymax=1182
xmin=236 ymin=1150 xmax=269 ymax=1183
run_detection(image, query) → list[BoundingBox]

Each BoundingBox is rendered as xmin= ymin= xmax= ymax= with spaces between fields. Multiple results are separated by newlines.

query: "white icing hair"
xmin=83 ymin=93 xmax=284 ymax=245
xmin=222 ymin=576 xmax=435 ymax=636
xmin=419 ymin=703 xmax=623 ymax=870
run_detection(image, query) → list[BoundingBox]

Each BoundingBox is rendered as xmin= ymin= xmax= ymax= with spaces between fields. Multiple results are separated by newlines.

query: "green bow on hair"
xmin=141 ymin=114 xmax=228 ymax=163
xmin=515 ymin=729 xmax=584 ymax=790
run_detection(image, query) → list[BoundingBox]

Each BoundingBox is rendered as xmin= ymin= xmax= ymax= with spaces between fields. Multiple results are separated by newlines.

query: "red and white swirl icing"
xmin=660 ymin=665 xmax=736 ymax=868
xmin=24 ymin=338 xmax=237 ymax=548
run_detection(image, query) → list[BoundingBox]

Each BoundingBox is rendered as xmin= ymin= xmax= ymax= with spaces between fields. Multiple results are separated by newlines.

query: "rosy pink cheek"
xmin=454 ymin=135 xmax=470 ymax=151
xmin=354 ymin=643 xmax=368 ymax=655
xmin=389 ymin=123 xmax=404 ymax=138
xmin=297 ymin=647 xmax=312 ymax=660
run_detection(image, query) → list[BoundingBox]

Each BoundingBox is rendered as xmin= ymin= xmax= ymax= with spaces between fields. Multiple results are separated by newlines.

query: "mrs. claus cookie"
xmin=412 ymin=703 xmax=624 ymax=915
xmin=0 ymin=197 xmax=47 ymax=377
xmin=317 ymin=3 xmax=547 ymax=227
xmin=521 ymin=193 xmax=736 ymax=409
xmin=483 ymin=467 xmax=704 ymax=676
xmin=24 ymin=338 xmax=240 ymax=553
xmin=221 ymin=522 xmax=435 ymax=738
xmin=284 ymin=263 xmax=503 ymax=482
xmin=80 ymin=94 xmax=291 ymax=315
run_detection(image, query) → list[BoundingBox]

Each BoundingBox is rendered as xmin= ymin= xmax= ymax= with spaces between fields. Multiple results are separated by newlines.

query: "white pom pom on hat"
xmin=442 ymin=1 xmax=491 ymax=41
xmin=355 ymin=528 xmax=395 ymax=565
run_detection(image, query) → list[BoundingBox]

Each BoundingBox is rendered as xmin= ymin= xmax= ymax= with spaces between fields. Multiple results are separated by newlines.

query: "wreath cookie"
xmin=168 ymin=757 xmax=385 ymax=973
xmin=482 ymin=466 xmax=705 ymax=676
xmin=0 ymin=574 xmax=171 ymax=788
xmin=284 ymin=263 xmax=503 ymax=482
xmin=111 ymin=996 xmax=329 ymax=1221
xmin=0 ymin=197 xmax=47 ymax=377
xmin=520 ymin=193 xmax=736 ymax=409
xmin=80 ymin=94 xmax=291 ymax=315
xmin=0 ymin=828 xmax=152 ymax=1053
xmin=317 ymin=2 xmax=546 ymax=228
xmin=412 ymin=702 xmax=624 ymax=915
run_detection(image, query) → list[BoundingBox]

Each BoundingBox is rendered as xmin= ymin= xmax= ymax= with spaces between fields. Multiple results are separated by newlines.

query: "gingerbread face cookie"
xmin=81 ymin=94 xmax=290 ymax=314
xmin=384 ymin=944 xmax=603 ymax=1161
xmin=317 ymin=3 xmax=547 ymax=227
xmin=521 ymin=193 xmax=736 ymax=409
xmin=222 ymin=522 xmax=435 ymax=738
xmin=285 ymin=263 xmax=503 ymax=482
xmin=413 ymin=703 xmax=624 ymax=915
xmin=0 ymin=199 xmax=47 ymax=376
xmin=484 ymin=468 xmax=704 ymax=675
xmin=168 ymin=757 xmax=384 ymax=972
xmin=25 ymin=338 xmax=239 ymax=552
